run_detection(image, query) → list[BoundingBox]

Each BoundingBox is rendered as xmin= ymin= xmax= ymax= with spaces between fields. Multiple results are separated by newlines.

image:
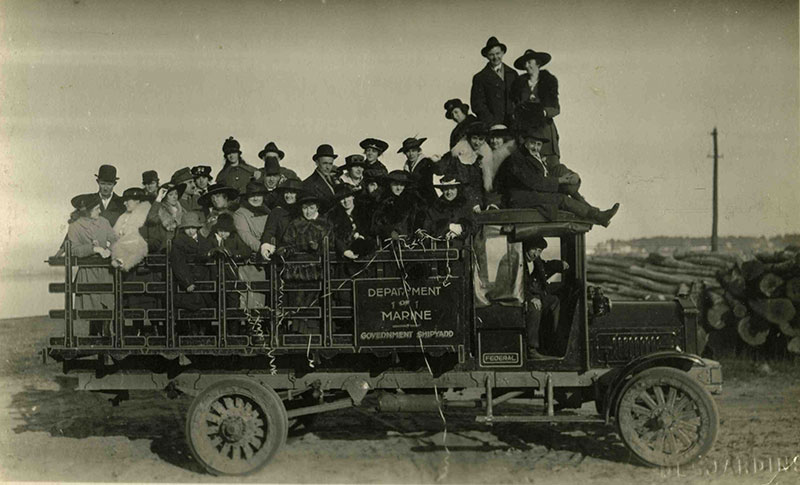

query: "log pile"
xmin=587 ymin=247 xmax=800 ymax=356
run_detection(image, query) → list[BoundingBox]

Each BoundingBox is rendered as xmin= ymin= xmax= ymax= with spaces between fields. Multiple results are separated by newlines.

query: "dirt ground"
xmin=1 ymin=316 xmax=799 ymax=484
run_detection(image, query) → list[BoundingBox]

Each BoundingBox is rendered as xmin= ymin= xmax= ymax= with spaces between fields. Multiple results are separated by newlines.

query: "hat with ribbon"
xmin=489 ymin=124 xmax=512 ymax=138
xmin=197 ymin=183 xmax=239 ymax=206
xmin=159 ymin=181 xmax=187 ymax=200
xmin=481 ymin=36 xmax=507 ymax=57
xmin=70 ymin=193 xmax=101 ymax=211
xmin=312 ymin=144 xmax=338 ymax=161
xmin=276 ymin=178 xmax=304 ymax=193
xmin=258 ymin=141 xmax=285 ymax=161
xmin=513 ymin=48 xmax=552 ymax=70
xmin=466 ymin=121 xmax=489 ymax=137
xmin=141 ymin=170 xmax=159 ymax=185
xmin=343 ymin=154 xmax=367 ymax=169
xmin=397 ymin=137 xmax=426 ymax=154
xmin=95 ymin=165 xmax=119 ymax=183
xmin=333 ymin=184 xmax=358 ymax=201
xmin=359 ymin=138 xmax=389 ymax=154
xmin=191 ymin=165 xmax=213 ymax=180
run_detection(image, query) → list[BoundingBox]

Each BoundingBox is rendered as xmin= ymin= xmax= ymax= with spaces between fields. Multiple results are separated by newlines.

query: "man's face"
xmin=350 ymin=165 xmax=364 ymax=179
xmin=211 ymin=193 xmax=228 ymax=209
xmin=443 ymin=187 xmax=458 ymax=201
xmin=451 ymin=108 xmax=467 ymax=124
xmin=194 ymin=176 xmax=210 ymax=189
xmin=390 ymin=182 xmax=405 ymax=196
xmin=340 ymin=195 xmax=354 ymax=210
xmin=97 ymin=180 xmax=116 ymax=197
xmin=469 ymin=135 xmax=486 ymax=151
xmin=486 ymin=46 xmax=504 ymax=67
xmin=364 ymin=147 xmax=379 ymax=162
xmin=316 ymin=156 xmax=335 ymax=176
xmin=302 ymin=202 xmax=319 ymax=220
xmin=144 ymin=181 xmax=159 ymax=194
xmin=183 ymin=179 xmax=196 ymax=195
xmin=404 ymin=148 xmax=420 ymax=164
xmin=284 ymin=191 xmax=297 ymax=204
xmin=525 ymin=247 xmax=543 ymax=261
xmin=226 ymin=152 xmax=240 ymax=164
xmin=264 ymin=174 xmax=281 ymax=190
xmin=523 ymin=138 xmax=543 ymax=155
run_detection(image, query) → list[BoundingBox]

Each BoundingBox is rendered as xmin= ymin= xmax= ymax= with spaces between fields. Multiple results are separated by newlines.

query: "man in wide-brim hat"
xmin=444 ymin=98 xmax=478 ymax=149
xmin=302 ymin=144 xmax=339 ymax=202
xmin=94 ymin=164 xmax=125 ymax=227
xmin=471 ymin=36 xmax=519 ymax=126
xmin=359 ymin=138 xmax=390 ymax=176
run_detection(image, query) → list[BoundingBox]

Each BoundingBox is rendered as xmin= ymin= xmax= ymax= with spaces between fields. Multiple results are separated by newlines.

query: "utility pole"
xmin=710 ymin=127 xmax=720 ymax=252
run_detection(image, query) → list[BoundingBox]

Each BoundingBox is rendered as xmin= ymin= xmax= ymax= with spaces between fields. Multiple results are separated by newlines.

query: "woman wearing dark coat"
xmin=327 ymin=185 xmax=375 ymax=260
xmin=511 ymin=49 xmax=561 ymax=163
xmin=371 ymin=170 xmax=424 ymax=241
xmin=422 ymin=177 xmax=474 ymax=243
xmin=259 ymin=178 xmax=303 ymax=260
xmin=170 ymin=211 xmax=215 ymax=335
xmin=444 ymin=98 xmax=479 ymax=149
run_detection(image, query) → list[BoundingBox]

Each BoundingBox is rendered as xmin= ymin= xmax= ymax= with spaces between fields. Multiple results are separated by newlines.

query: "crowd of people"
xmin=58 ymin=36 xmax=619 ymax=338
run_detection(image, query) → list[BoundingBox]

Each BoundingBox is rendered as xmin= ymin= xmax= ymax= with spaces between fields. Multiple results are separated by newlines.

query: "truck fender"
xmin=600 ymin=350 xmax=706 ymax=422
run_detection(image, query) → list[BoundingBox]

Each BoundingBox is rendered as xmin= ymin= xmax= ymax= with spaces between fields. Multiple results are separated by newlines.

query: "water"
xmin=0 ymin=272 xmax=66 ymax=319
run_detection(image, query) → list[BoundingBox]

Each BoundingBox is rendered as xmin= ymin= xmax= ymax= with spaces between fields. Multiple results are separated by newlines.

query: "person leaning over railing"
xmin=65 ymin=193 xmax=117 ymax=336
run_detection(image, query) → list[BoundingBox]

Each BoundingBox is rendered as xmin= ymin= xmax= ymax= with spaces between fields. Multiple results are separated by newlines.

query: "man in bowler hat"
xmin=471 ymin=36 xmax=519 ymax=126
xmin=302 ymin=144 xmax=339 ymax=202
xmin=95 ymin=164 xmax=125 ymax=226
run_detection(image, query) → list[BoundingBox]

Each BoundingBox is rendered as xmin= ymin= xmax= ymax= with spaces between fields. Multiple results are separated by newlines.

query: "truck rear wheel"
xmin=186 ymin=378 xmax=288 ymax=476
xmin=616 ymin=366 xmax=718 ymax=467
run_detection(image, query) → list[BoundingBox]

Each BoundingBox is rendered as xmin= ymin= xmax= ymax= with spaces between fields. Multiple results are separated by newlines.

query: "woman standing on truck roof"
xmin=66 ymin=193 xmax=118 ymax=336
xmin=511 ymin=48 xmax=561 ymax=165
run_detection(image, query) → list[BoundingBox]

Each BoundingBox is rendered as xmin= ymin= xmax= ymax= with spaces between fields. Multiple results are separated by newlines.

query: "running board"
xmin=476 ymin=415 xmax=604 ymax=423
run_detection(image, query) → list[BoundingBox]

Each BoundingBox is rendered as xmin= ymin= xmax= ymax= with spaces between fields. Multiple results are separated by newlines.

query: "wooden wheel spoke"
xmin=653 ymin=430 xmax=666 ymax=453
xmin=209 ymin=437 xmax=223 ymax=449
xmin=232 ymin=444 xmax=242 ymax=461
xmin=676 ymin=410 xmax=700 ymax=422
xmin=223 ymin=397 xmax=235 ymax=411
xmin=666 ymin=387 xmax=677 ymax=409
xmin=638 ymin=390 xmax=659 ymax=410
xmin=211 ymin=401 xmax=227 ymax=416
xmin=253 ymin=427 xmax=265 ymax=438
xmin=630 ymin=404 xmax=653 ymax=417
xmin=674 ymin=427 xmax=695 ymax=447
xmin=675 ymin=417 xmax=700 ymax=431
xmin=672 ymin=395 xmax=692 ymax=414
xmin=665 ymin=429 xmax=679 ymax=454
xmin=220 ymin=443 xmax=232 ymax=458
xmin=247 ymin=435 xmax=262 ymax=451
xmin=653 ymin=386 xmax=666 ymax=406
xmin=243 ymin=441 xmax=255 ymax=460
xmin=206 ymin=413 xmax=222 ymax=424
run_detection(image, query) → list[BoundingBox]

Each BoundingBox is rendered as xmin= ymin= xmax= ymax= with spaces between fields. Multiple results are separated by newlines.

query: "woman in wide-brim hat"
xmin=510 ymin=48 xmax=561 ymax=163
xmin=281 ymin=192 xmax=331 ymax=256
xmin=197 ymin=183 xmax=240 ymax=208
xmin=142 ymin=181 xmax=187 ymax=253
xmin=64 ymin=192 xmax=117 ymax=336
xmin=259 ymin=178 xmax=305 ymax=259
xmin=233 ymin=180 xmax=271 ymax=308
xmin=423 ymin=176 xmax=473 ymax=242
xmin=371 ymin=170 xmax=423 ymax=241
xmin=110 ymin=188 xmax=152 ymax=272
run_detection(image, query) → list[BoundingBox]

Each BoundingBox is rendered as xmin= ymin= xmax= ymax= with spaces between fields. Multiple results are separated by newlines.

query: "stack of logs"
xmin=587 ymin=247 xmax=800 ymax=356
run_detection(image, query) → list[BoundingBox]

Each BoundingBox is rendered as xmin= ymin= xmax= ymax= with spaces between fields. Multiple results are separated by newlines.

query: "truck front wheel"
xmin=186 ymin=378 xmax=288 ymax=476
xmin=616 ymin=366 xmax=718 ymax=467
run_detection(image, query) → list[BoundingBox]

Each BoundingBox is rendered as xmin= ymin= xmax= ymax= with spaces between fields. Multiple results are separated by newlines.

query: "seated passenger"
xmin=522 ymin=236 xmax=568 ymax=359
xmin=281 ymin=194 xmax=332 ymax=256
xmin=66 ymin=193 xmax=117 ymax=336
xmin=111 ymin=188 xmax=151 ymax=271
xmin=338 ymin=154 xmax=367 ymax=191
xmin=259 ymin=178 xmax=303 ymax=260
xmin=169 ymin=211 xmax=214 ymax=335
xmin=421 ymin=176 xmax=473 ymax=243
xmin=444 ymin=98 xmax=478 ymax=149
xmin=497 ymin=126 xmax=619 ymax=226
xmin=328 ymin=185 xmax=375 ymax=260
xmin=371 ymin=170 xmax=423 ymax=241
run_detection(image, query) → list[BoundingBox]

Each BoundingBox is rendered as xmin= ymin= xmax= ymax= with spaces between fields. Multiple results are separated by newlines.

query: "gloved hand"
xmin=343 ymin=250 xmax=358 ymax=260
xmin=448 ymin=223 xmax=463 ymax=237
xmin=260 ymin=242 xmax=275 ymax=260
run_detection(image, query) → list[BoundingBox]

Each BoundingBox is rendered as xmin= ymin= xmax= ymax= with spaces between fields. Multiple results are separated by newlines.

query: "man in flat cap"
xmin=95 ymin=164 xmax=125 ymax=226
xmin=471 ymin=36 xmax=518 ymax=126
xmin=359 ymin=138 xmax=390 ymax=176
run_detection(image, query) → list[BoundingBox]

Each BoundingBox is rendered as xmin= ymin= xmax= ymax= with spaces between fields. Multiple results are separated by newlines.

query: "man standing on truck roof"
xmin=523 ymin=236 xmax=567 ymax=359
xmin=471 ymin=36 xmax=518 ymax=126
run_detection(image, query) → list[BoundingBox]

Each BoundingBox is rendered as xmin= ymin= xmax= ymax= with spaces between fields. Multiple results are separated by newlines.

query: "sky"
xmin=0 ymin=0 xmax=798 ymax=272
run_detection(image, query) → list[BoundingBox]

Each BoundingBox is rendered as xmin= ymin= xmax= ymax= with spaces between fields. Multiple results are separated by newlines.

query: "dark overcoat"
xmin=371 ymin=191 xmax=424 ymax=240
xmin=470 ymin=63 xmax=518 ymax=126
xmin=217 ymin=160 xmax=258 ymax=195
xmin=511 ymin=70 xmax=561 ymax=158
xmin=327 ymin=204 xmax=375 ymax=257
xmin=170 ymin=232 xmax=215 ymax=311
xmin=100 ymin=193 xmax=126 ymax=227
xmin=496 ymin=146 xmax=562 ymax=219
xmin=422 ymin=194 xmax=474 ymax=240
xmin=260 ymin=203 xmax=299 ymax=247
xmin=302 ymin=170 xmax=337 ymax=203
xmin=404 ymin=157 xmax=439 ymax=204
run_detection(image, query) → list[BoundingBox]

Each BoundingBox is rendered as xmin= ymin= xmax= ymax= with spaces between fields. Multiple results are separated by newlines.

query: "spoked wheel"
xmin=186 ymin=379 xmax=288 ymax=476
xmin=616 ymin=367 xmax=719 ymax=467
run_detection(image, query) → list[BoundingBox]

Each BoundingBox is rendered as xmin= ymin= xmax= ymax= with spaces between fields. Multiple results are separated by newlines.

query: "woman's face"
xmin=404 ymin=148 xmax=421 ymax=164
xmin=489 ymin=135 xmax=505 ymax=150
xmin=340 ymin=195 xmax=354 ymax=210
xmin=302 ymin=202 xmax=319 ymax=220
xmin=165 ymin=189 xmax=179 ymax=205
xmin=211 ymin=193 xmax=228 ymax=209
xmin=283 ymin=191 xmax=297 ymax=205
xmin=390 ymin=182 xmax=405 ymax=196
xmin=226 ymin=152 xmax=240 ymax=164
xmin=364 ymin=147 xmax=379 ymax=162
xmin=89 ymin=204 xmax=102 ymax=219
xmin=525 ymin=58 xmax=540 ymax=76
xmin=350 ymin=165 xmax=364 ymax=179
xmin=124 ymin=199 xmax=141 ymax=212
xmin=469 ymin=135 xmax=486 ymax=151
xmin=451 ymin=108 xmax=467 ymax=124
xmin=248 ymin=195 xmax=264 ymax=207
xmin=443 ymin=187 xmax=458 ymax=201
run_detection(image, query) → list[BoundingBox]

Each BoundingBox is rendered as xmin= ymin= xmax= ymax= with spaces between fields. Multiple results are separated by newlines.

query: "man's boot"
xmin=594 ymin=203 xmax=620 ymax=227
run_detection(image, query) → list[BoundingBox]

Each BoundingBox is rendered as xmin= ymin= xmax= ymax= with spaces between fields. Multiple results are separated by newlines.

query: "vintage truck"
xmin=45 ymin=209 xmax=722 ymax=475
